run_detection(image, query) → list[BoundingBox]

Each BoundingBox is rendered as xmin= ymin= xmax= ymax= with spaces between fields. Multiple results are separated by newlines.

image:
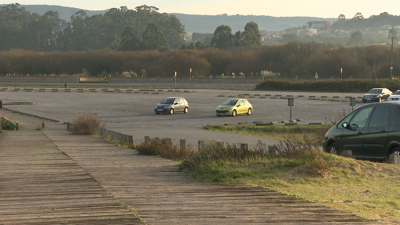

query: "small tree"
xmin=349 ymin=31 xmax=363 ymax=46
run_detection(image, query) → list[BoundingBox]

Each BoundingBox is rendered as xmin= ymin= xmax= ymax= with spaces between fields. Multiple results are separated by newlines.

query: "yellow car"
xmin=216 ymin=98 xmax=253 ymax=117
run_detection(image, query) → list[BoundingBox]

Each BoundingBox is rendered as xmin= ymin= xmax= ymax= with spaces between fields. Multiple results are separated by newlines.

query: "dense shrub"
xmin=70 ymin=113 xmax=105 ymax=135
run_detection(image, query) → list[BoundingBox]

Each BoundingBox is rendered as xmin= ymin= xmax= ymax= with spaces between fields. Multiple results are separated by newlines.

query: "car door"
xmin=340 ymin=106 xmax=373 ymax=157
xmin=387 ymin=107 xmax=400 ymax=155
xmin=237 ymin=100 xmax=245 ymax=114
xmin=361 ymin=106 xmax=389 ymax=159
xmin=174 ymin=98 xmax=182 ymax=111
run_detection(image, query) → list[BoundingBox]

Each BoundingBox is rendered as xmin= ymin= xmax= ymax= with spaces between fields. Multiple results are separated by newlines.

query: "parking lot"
xmin=0 ymin=87 xmax=364 ymax=148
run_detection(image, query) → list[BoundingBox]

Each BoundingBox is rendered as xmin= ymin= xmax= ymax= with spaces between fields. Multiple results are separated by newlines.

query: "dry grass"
xmin=69 ymin=113 xmax=105 ymax=135
xmin=135 ymin=137 xmax=192 ymax=161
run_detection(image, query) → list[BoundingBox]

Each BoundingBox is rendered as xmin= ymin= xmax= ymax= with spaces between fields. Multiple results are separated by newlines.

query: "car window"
xmin=349 ymin=107 xmax=373 ymax=128
xmin=174 ymin=98 xmax=180 ymax=104
xmin=368 ymin=106 xmax=389 ymax=127
xmin=369 ymin=89 xmax=381 ymax=94
xmin=161 ymin=98 xmax=174 ymax=104
xmin=389 ymin=107 xmax=400 ymax=126
xmin=223 ymin=100 xmax=238 ymax=105
xmin=394 ymin=91 xmax=400 ymax=95
xmin=338 ymin=110 xmax=357 ymax=128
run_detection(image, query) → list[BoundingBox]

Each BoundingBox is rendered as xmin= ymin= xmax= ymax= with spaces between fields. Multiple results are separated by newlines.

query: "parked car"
xmin=362 ymin=88 xmax=392 ymax=103
xmin=388 ymin=90 xmax=400 ymax=101
xmin=154 ymin=97 xmax=189 ymax=114
xmin=323 ymin=101 xmax=400 ymax=161
xmin=216 ymin=98 xmax=253 ymax=117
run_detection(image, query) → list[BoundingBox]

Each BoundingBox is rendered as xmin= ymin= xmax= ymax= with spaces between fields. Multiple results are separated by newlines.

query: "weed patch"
xmin=69 ymin=113 xmax=105 ymax=135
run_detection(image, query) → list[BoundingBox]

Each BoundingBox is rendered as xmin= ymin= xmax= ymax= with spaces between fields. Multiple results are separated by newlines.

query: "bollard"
xmin=167 ymin=138 xmax=172 ymax=146
xmin=145 ymin=136 xmax=150 ymax=143
xmin=0 ymin=100 xmax=2 ymax=109
xmin=128 ymin=135 xmax=134 ymax=145
xmin=16 ymin=122 xmax=18 ymax=130
xmin=180 ymin=139 xmax=186 ymax=151
xmin=42 ymin=122 xmax=45 ymax=128
xmin=198 ymin=140 xmax=205 ymax=151
xmin=241 ymin=143 xmax=248 ymax=151
xmin=65 ymin=83 xmax=68 ymax=88
xmin=67 ymin=122 xmax=70 ymax=129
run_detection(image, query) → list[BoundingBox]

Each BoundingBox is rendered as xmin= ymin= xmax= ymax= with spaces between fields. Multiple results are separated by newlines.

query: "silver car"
xmin=154 ymin=97 xmax=189 ymax=115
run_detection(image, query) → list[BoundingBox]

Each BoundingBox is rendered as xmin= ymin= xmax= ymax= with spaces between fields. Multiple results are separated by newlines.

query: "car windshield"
xmin=222 ymin=99 xmax=238 ymax=105
xmin=368 ymin=89 xmax=382 ymax=94
xmin=160 ymin=98 xmax=175 ymax=104
xmin=394 ymin=91 xmax=400 ymax=95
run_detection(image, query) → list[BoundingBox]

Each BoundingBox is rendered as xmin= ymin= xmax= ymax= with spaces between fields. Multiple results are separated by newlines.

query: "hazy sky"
xmin=3 ymin=0 xmax=399 ymax=18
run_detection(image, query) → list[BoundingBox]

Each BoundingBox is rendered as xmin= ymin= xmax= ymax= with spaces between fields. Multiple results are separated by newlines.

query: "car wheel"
xmin=362 ymin=99 xmax=366 ymax=103
xmin=184 ymin=107 xmax=189 ymax=114
xmin=247 ymin=108 xmax=252 ymax=115
xmin=232 ymin=110 xmax=237 ymax=117
xmin=328 ymin=142 xmax=341 ymax=155
xmin=169 ymin=108 xmax=174 ymax=115
xmin=386 ymin=147 xmax=400 ymax=162
xmin=155 ymin=112 xmax=160 ymax=115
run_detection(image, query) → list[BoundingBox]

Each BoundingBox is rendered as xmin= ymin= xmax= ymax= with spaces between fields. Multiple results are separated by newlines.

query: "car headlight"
xmin=228 ymin=107 xmax=233 ymax=110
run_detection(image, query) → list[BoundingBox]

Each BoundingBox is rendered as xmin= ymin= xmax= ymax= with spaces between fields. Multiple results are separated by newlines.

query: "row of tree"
xmin=333 ymin=12 xmax=400 ymax=30
xmin=0 ymin=4 xmax=185 ymax=51
xmin=0 ymin=43 xmax=398 ymax=79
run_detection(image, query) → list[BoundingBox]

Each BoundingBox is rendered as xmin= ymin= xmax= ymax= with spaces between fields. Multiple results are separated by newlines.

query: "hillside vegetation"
xmin=1 ymin=43 xmax=398 ymax=79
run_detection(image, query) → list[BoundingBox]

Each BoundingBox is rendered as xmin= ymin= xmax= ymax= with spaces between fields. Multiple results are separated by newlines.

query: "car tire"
xmin=169 ymin=108 xmax=174 ymax=115
xmin=155 ymin=112 xmax=160 ymax=115
xmin=328 ymin=142 xmax=341 ymax=155
xmin=386 ymin=147 xmax=400 ymax=162
xmin=362 ymin=99 xmax=366 ymax=103
xmin=184 ymin=107 xmax=189 ymax=114
xmin=247 ymin=108 xmax=252 ymax=115
xmin=232 ymin=110 xmax=237 ymax=117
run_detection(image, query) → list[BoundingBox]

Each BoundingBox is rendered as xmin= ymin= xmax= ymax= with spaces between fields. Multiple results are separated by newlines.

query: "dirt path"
xmin=0 ymin=109 xmax=379 ymax=224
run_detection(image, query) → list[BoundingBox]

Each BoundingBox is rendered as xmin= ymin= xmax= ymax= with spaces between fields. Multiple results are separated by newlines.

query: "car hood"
xmin=389 ymin=95 xmax=400 ymax=98
xmin=217 ymin=105 xmax=234 ymax=110
xmin=156 ymin=103 xmax=172 ymax=107
xmin=363 ymin=93 xmax=381 ymax=97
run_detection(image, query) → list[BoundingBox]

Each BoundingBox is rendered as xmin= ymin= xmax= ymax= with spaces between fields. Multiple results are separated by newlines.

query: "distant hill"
xmin=171 ymin=13 xmax=337 ymax=33
xmin=3 ymin=4 xmax=337 ymax=32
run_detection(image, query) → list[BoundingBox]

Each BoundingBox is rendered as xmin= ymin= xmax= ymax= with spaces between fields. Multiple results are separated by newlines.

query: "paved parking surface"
xmin=0 ymin=87 xmax=364 ymax=148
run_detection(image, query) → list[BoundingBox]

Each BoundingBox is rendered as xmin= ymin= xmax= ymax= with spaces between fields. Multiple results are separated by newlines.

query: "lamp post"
xmin=390 ymin=36 xmax=393 ymax=79
xmin=341 ymin=68 xmax=343 ymax=80
xmin=174 ymin=71 xmax=177 ymax=88
xmin=190 ymin=68 xmax=192 ymax=83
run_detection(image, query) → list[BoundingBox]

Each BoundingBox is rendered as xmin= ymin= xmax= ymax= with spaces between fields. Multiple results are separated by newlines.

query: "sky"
xmin=2 ymin=0 xmax=399 ymax=18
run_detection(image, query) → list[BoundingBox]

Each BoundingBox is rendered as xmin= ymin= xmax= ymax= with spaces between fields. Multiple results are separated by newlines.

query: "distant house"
xmin=307 ymin=21 xmax=331 ymax=29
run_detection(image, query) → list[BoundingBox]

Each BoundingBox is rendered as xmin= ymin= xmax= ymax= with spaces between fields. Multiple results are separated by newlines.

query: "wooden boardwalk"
xmin=0 ymin=112 xmax=142 ymax=224
xmin=0 ymin=110 xmax=380 ymax=224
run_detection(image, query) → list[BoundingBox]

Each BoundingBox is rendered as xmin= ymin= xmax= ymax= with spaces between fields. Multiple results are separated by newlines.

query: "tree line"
xmin=0 ymin=43 xmax=398 ymax=79
xmin=0 ymin=4 xmax=185 ymax=51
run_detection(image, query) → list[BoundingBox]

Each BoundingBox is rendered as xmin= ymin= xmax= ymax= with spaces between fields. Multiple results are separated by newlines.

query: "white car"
xmin=388 ymin=90 xmax=400 ymax=101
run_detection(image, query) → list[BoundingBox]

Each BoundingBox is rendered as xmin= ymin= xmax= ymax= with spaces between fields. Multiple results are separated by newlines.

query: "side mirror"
xmin=342 ymin=122 xmax=349 ymax=129
xmin=236 ymin=104 xmax=241 ymax=107
xmin=174 ymin=102 xmax=178 ymax=105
